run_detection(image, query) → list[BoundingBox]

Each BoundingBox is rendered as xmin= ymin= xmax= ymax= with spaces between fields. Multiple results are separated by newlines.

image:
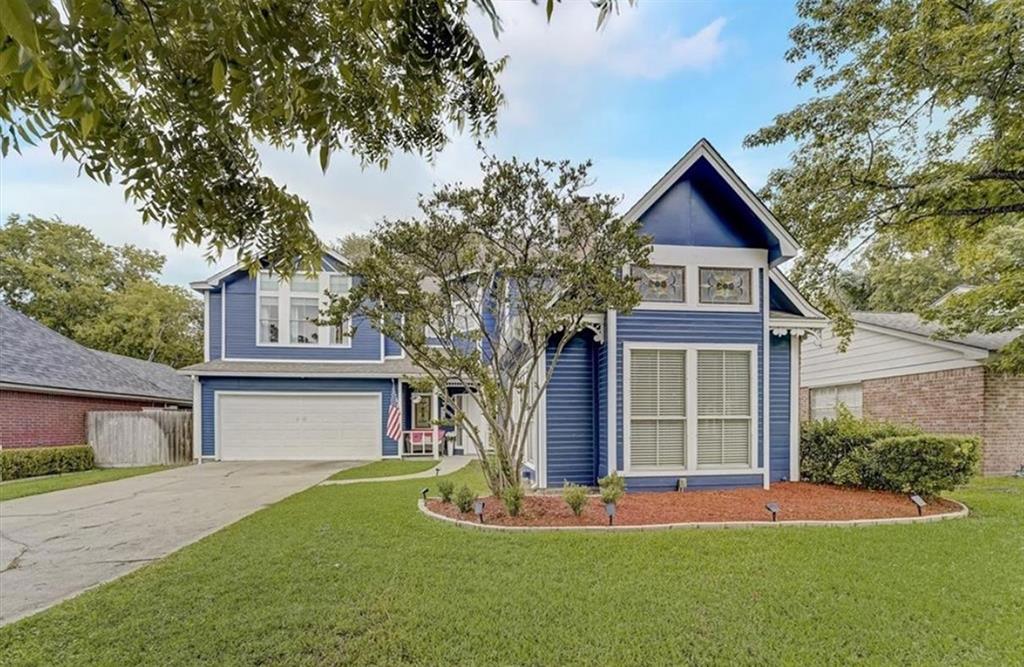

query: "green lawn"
xmin=328 ymin=458 xmax=440 ymax=481
xmin=1 ymin=467 xmax=1021 ymax=665
xmin=0 ymin=466 xmax=174 ymax=502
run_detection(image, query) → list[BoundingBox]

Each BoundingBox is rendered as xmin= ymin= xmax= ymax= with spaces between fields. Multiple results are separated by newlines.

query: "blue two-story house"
xmin=181 ymin=140 xmax=825 ymax=490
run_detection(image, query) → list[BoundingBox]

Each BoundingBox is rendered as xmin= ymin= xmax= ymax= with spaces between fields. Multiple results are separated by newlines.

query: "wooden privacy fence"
xmin=88 ymin=410 xmax=192 ymax=466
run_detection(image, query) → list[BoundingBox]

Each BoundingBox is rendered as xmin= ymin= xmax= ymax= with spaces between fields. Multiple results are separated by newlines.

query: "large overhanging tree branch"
xmin=745 ymin=0 xmax=1024 ymax=371
xmin=0 ymin=0 xmax=633 ymax=273
xmin=324 ymin=155 xmax=650 ymax=495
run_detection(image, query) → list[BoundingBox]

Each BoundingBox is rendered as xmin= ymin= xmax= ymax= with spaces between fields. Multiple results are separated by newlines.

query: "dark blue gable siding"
xmin=639 ymin=157 xmax=784 ymax=263
xmin=208 ymin=289 xmax=222 ymax=360
xmin=199 ymin=376 xmax=398 ymax=457
xmin=385 ymin=337 xmax=402 ymax=357
xmin=769 ymin=333 xmax=791 ymax=481
xmin=545 ymin=332 xmax=597 ymax=486
xmin=222 ymin=273 xmax=383 ymax=361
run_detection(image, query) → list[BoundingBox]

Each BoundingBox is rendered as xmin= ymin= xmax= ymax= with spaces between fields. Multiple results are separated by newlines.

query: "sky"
xmin=0 ymin=1 xmax=810 ymax=288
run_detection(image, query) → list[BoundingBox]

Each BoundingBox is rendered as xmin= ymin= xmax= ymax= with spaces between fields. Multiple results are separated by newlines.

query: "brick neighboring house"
xmin=0 ymin=304 xmax=192 ymax=448
xmin=801 ymin=311 xmax=1023 ymax=476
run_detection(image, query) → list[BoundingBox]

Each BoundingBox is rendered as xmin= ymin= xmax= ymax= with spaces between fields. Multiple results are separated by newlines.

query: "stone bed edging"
xmin=417 ymin=498 xmax=969 ymax=532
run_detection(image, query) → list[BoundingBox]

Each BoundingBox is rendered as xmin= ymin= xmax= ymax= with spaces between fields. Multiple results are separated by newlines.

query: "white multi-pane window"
xmin=809 ymin=384 xmax=863 ymax=420
xmin=696 ymin=349 xmax=752 ymax=468
xmin=256 ymin=271 xmax=351 ymax=347
xmin=628 ymin=349 xmax=687 ymax=469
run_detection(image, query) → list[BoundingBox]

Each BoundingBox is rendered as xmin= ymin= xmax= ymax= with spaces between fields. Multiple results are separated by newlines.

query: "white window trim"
xmin=623 ymin=341 xmax=759 ymax=477
xmin=628 ymin=246 xmax=764 ymax=313
xmin=255 ymin=271 xmax=353 ymax=349
xmin=809 ymin=383 xmax=863 ymax=421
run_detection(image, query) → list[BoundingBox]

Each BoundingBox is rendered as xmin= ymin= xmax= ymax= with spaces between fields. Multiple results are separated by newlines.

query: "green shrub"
xmin=1 ymin=445 xmax=95 ymax=481
xmin=800 ymin=408 xmax=920 ymax=483
xmin=437 ymin=479 xmax=455 ymax=503
xmin=598 ymin=471 xmax=626 ymax=505
xmin=835 ymin=435 xmax=980 ymax=498
xmin=502 ymin=484 xmax=524 ymax=517
xmin=562 ymin=482 xmax=589 ymax=517
xmin=454 ymin=484 xmax=476 ymax=513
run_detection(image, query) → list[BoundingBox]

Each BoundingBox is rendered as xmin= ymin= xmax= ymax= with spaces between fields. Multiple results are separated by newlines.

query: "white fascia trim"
xmin=0 ymin=382 xmax=191 ymax=405
xmin=621 ymin=341 xmax=759 ymax=478
xmin=768 ymin=268 xmax=827 ymax=319
xmin=762 ymin=268 xmax=770 ymax=490
xmin=213 ymin=389 xmax=382 ymax=460
xmin=853 ymin=321 xmax=990 ymax=359
xmin=606 ymin=309 xmax=617 ymax=475
xmin=769 ymin=315 xmax=828 ymax=330
xmin=199 ymin=248 xmax=351 ymax=288
xmin=203 ymin=292 xmax=211 ymax=362
xmin=789 ymin=335 xmax=800 ymax=481
xmin=192 ymin=380 xmax=202 ymax=461
xmin=622 ymin=139 xmax=800 ymax=261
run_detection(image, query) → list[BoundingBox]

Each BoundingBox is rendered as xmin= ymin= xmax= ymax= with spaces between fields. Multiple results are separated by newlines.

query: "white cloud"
xmin=611 ymin=17 xmax=728 ymax=79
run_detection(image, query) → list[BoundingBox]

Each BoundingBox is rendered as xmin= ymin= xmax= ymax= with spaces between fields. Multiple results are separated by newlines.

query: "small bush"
xmin=1 ymin=445 xmax=95 ymax=481
xmin=835 ymin=435 xmax=979 ymax=498
xmin=502 ymin=484 xmax=524 ymax=517
xmin=562 ymin=482 xmax=589 ymax=517
xmin=454 ymin=484 xmax=476 ymax=513
xmin=437 ymin=479 xmax=455 ymax=503
xmin=598 ymin=471 xmax=626 ymax=505
xmin=800 ymin=408 xmax=920 ymax=483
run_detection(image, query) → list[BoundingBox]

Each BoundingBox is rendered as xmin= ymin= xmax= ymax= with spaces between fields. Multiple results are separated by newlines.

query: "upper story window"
xmin=699 ymin=267 xmax=752 ymax=305
xmin=633 ymin=265 xmax=685 ymax=303
xmin=257 ymin=271 xmax=351 ymax=347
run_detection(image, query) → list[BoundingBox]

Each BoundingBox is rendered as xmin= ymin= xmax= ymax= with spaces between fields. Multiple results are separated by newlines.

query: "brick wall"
xmin=862 ymin=367 xmax=987 ymax=438
xmin=0 ymin=390 xmax=172 ymax=448
xmin=982 ymin=373 xmax=1024 ymax=476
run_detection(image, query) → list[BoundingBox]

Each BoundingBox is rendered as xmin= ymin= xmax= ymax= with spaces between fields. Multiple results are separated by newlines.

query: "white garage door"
xmin=217 ymin=392 xmax=380 ymax=460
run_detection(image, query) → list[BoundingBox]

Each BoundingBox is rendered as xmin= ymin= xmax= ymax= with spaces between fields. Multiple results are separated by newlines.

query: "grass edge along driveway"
xmin=0 ymin=465 xmax=176 ymax=502
xmin=327 ymin=458 xmax=439 ymax=481
xmin=1 ymin=467 xmax=1021 ymax=665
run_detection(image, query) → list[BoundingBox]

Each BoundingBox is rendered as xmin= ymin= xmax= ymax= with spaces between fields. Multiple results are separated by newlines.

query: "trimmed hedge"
xmin=833 ymin=435 xmax=980 ymax=498
xmin=1 ymin=445 xmax=95 ymax=481
xmin=800 ymin=408 xmax=920 ymax=483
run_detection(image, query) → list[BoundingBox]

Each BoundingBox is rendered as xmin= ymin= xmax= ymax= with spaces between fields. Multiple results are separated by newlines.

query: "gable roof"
xmin=853 ymin=311 xmax=1020 ymax=353
xmin=0 ymin=303 xmax=192 ymax=403
xmin=624 ymin=139 xmax=800 ymax=265
xmin=190 ymin=248 xmax=349 ymax=291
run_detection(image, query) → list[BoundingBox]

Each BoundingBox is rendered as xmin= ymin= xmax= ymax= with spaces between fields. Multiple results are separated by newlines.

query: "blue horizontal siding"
xmin=769 ymin=333 xmax=791 ymax=481
xmin=222 ymin=273 xmax=383 ymax=361
xmin=384 ymin=337 xmax=402 ymax=357
xmin=625 ymin=474 xmax=764 ymax=492
xmin=545 ymin=332 xmax=597 ymax=487
xmin=199 ymin=376 xmax=397 ymax=457
xmin=596 ymin=341 xmax=608 ymax=479
xmin=208 ymin=289 xmax=222 ymax=360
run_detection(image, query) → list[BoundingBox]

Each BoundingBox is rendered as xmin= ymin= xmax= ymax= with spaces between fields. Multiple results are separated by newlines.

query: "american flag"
xmin=386 ymin=384 xmax=402 ymax=442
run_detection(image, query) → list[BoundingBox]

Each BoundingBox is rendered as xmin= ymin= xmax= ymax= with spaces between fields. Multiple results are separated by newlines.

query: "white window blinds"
xmin=696 ymin=349 xmax=752 ymax=468
xmin=629 ymin=349 xmax=686 ymax=469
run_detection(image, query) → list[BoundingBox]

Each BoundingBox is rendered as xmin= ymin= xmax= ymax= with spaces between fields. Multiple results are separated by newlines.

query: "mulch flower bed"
xmin=426 ymin=482 xmax=961 ymax=527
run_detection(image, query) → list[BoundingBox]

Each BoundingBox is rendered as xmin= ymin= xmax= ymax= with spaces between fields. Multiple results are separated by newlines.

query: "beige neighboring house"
xmin=800 ymin=311 xmax=1023 ymax=476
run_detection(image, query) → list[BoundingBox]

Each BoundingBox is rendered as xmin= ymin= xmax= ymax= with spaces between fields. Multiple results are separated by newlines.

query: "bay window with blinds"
xmin=626 ymin=344 xmax=756 ymax=473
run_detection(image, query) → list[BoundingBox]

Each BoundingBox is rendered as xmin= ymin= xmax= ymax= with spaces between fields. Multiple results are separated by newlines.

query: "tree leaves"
xmin=0 ymin=0 xmax=39 ymax=53
xmin=211 ymin=58 xmax=226 ymax=94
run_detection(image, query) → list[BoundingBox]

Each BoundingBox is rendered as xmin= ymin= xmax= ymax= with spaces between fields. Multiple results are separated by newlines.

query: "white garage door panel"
xmin=218 ymin=393 xmax=380 ymax=460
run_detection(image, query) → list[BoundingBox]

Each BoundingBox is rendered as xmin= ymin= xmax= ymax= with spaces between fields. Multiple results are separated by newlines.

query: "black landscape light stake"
xmin=435 ymin=467 xmax=441 ymax=476
xmin=473 ymin=500 xmax=485 ymax=524
xmin=765 ymin=502 xmax=780 ymax=523
xmin=420 ymin=487 xmax=429 ymax=502
xmin=910 ymin=494 xmax=926 ymax=516
xmin=605 ymin=502 xmax=617 ymax=526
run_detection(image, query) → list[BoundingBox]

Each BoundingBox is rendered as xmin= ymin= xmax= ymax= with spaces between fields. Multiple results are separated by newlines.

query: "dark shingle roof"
xmin=0 ymin=303 xmax=192 ymax=403
xmin=853 ymin=311 xmax=1020 ymax=352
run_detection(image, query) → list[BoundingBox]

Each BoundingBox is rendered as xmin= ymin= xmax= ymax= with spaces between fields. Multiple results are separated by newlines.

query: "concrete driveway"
xmin=0 ymin=460 xmax=357 ymax=625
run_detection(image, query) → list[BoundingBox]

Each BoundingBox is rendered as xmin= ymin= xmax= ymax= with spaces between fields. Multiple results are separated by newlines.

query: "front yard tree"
xmin=0 ymin=0 xmax=628 ymax=273
xmin=326 ymin=156 xmax=650 ymax=494
xmin=746 ymin=0 xmax=1024 ymax=371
